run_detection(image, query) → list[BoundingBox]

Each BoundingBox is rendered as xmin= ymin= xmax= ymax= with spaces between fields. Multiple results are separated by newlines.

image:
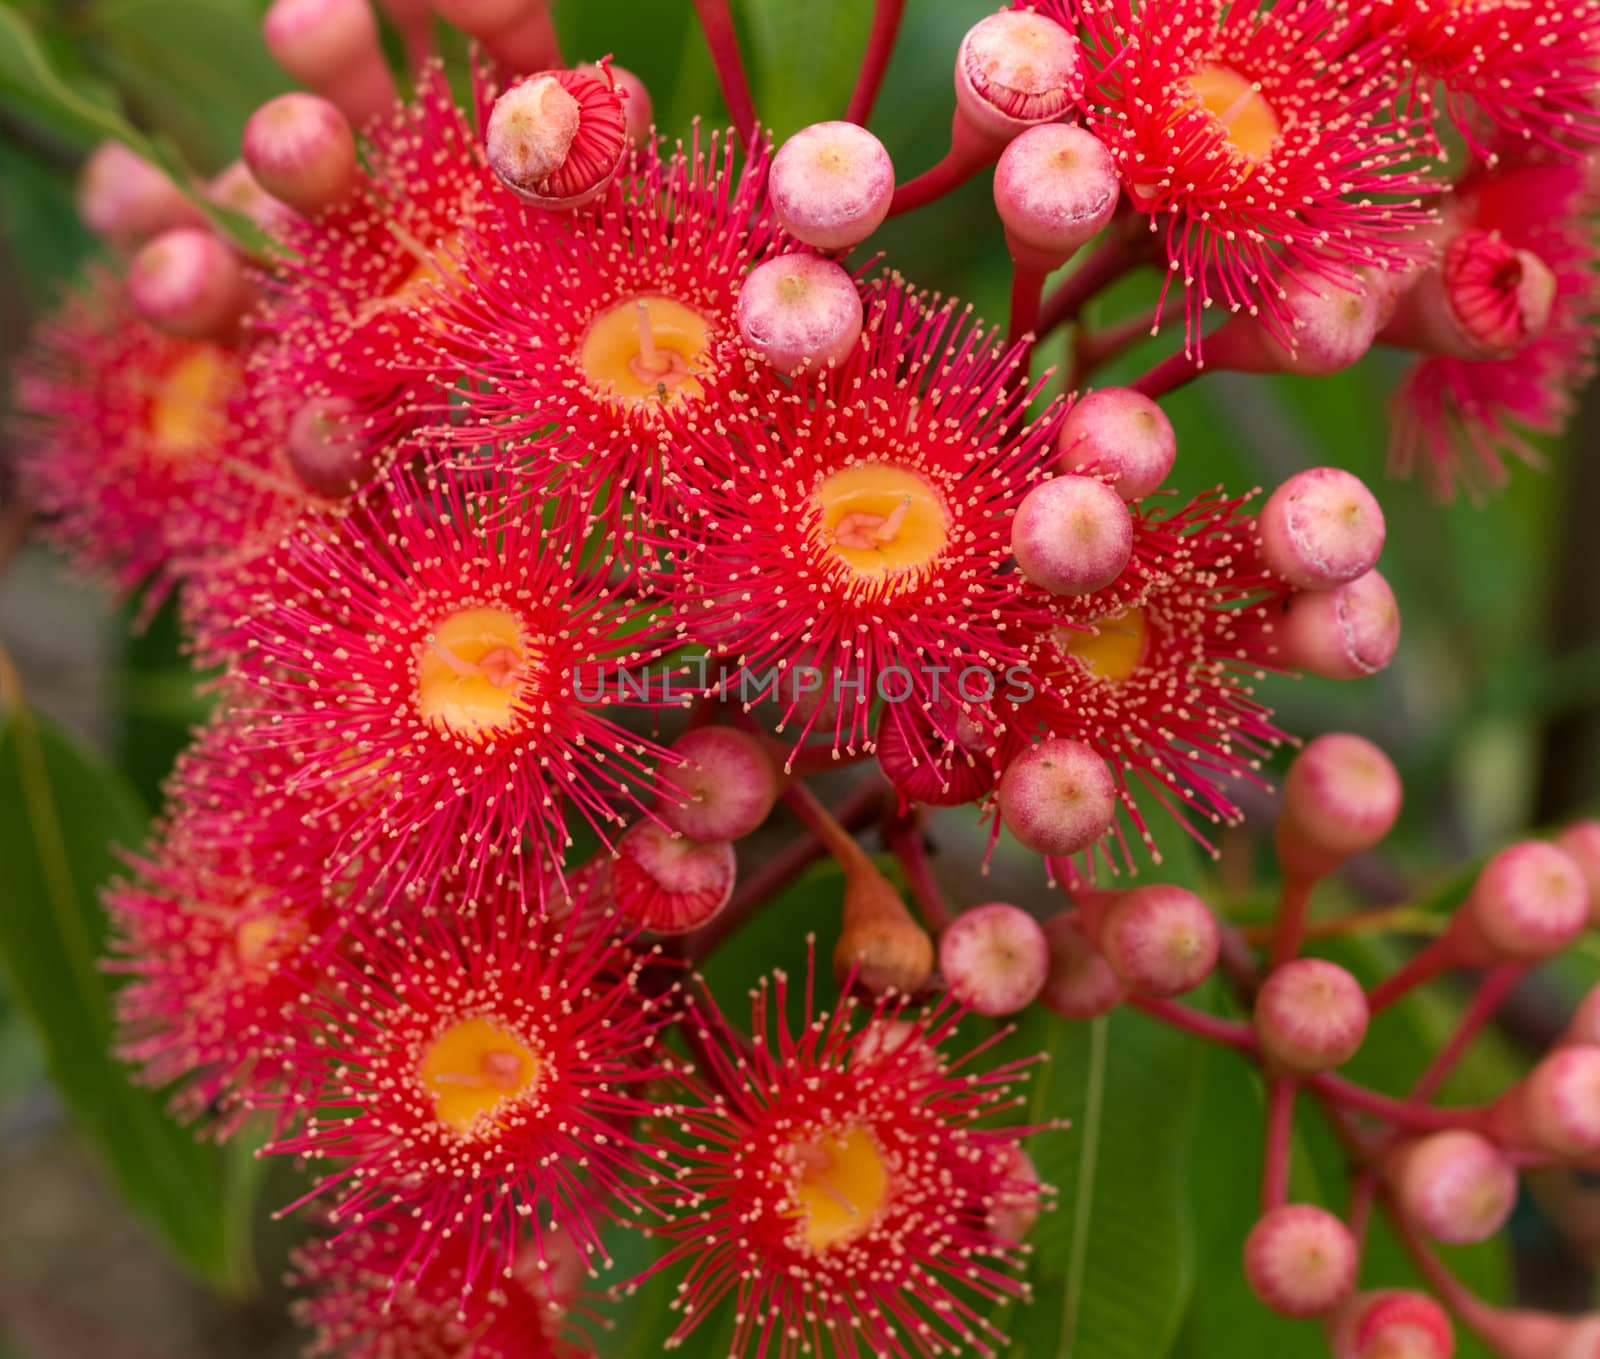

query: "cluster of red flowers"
xmin=8 ymin=0 xmax=1600 ymax=1355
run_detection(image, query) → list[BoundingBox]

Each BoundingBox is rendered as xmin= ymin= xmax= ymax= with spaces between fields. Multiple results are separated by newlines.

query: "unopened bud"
xmin=485 ymin=68 xmax=627 ymax=210
xmin=658 ymin=727 xmax=779 ymax=842
xmin=76 ymin=142 xmax=201 ymax=247
xmin=1276 ymin=569 xmax=1401 ymax=681
xmin=1057 ymin=388 xmax=1176 ymax=501
xmin=875 ymin=700 xmax=1002 ymax=808
xmin=994 ymin=123 xmax=1118 ymax=272
xmin=1325 ymin=1289 xmax=1455 ymax=1359
xmin=998 ymin=738 xmax=1118 ymax=858
xmin=1494 ymin=1046 xmax=1600 ymax=1159
xmin=610 ymin=821 xmax=735 ymax=936
xmin=954 ymin=10 xmax=1082 ymax=145
xmin=286 ymin=398 xmax=376 ymax=498
xmin=209 ymin=161 xmax=299 ymax=245
xmin=1213 ymin=273 xmax=1382 ymax=378
xmin=1258 ymin=467 xmax=1385 ymax=591
xmin=835 ymin=864 xmax=935 ymax=996
xmin=1243 ymin=1204 xmax=1358 ymax=1319
xmin=263 ymin=0 xmax=397 ymax=127
xmin=1558 ymin=821 xmax=1600 ymax=926
xmin=127 ymin=227 xmax=252 ymax=342
xmin=243 ymin=93 xmax=358 ymax=217
xmin=1276 ymin=733 xmax=1402 ymax=880
xmin=1452 ymin=840 xmax=1589 ymax=964
xmin=1254 ymin=958 xmax=1369 ymax=1074
xmin=987 ymin=1143 xmax=1044 ymax=1244
xmin=1041 ymin=911 xmax=1126 ymax=1018
xmin=1386 ymin=1130 xmax=1516 ymax=1245
xmin=1011 ymin=475 xmax=1133 ymax=596
xmin=737 ymin=254 xmax=864 ymax=374
xmin=1096 ymin=884 xmax=1218 ymax=998
xmin=434 ymin=0 xmax=559 ymax=73
xmin=771 ymin=121 xmax=894 ymax=252
xmin=940 ymin=902 xmax=1050 ymax=1016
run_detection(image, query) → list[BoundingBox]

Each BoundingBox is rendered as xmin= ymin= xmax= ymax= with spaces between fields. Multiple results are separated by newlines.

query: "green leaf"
xmin=999 ymin=1005 xmax=1204 ymax=1359
xmin=0 ymin=683 xmax=257 ymax=1294
xmin=0 ymin=1 xmax=273 ymax=254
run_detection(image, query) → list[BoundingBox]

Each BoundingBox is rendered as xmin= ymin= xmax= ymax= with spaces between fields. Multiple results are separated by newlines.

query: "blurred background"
xmin=1 ymin=0 xmax=1598 ymax=1355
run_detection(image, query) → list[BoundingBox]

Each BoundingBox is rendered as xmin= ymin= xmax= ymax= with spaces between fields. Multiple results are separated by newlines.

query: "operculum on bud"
xmin=1381 ymin=228 xmax=1557 ymax=361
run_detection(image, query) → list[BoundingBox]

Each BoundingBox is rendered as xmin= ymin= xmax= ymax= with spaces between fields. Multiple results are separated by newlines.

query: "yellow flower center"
xmin=579 ymin=295 xmax=712 ymax=404
xmin=388 ymin=229 xmax=467 ymax=308
xmin=813 ymin=463 xmax=950 ymax=582
xmin=1059 ymin=607 xmax=1150 ymax=682
xmin=1188 ymin=64 xmax=1281 ymax=162
xmin=233 ymin=910 xmax=305 ymax=976
xmin=415 ymin=605 xmax=536 ymax=742
xmin=418 ymin=1016 xmax=544 ymax=1135
xmin=146 ymin=346 xmax=236 ymax=459
xmin=785 ymin=1125 xmax=891 ymax=1252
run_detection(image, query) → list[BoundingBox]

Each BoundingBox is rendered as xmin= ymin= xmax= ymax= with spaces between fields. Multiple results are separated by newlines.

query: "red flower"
xmin=644 ymin=959 xmax=1047 ymax=1359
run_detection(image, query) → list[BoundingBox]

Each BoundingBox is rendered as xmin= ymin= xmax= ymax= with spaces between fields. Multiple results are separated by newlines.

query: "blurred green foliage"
xmin=3 ymin=0 xmax=1597 ymax=1355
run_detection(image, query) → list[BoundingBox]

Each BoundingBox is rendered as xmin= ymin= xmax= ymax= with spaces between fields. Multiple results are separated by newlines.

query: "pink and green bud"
xmin=1557 ymin=820 xmax=1600 ymax=926
xmin=1095 ymin=884 xmax=1218 ymax=998
xmin=1011 ymin=474 xmax=1134 ymax=596
xmin=1325 ymin=1290 xmax=1455 ymax=1359
xmin=1382 ymin=228 xmax=1558 ymax=361
xmin=770 ymin=121 xmax=894 ymax=252
xmin=1385 ymin=1130 xmax=1517 ymax=1246
xmin=1491 ymin=1046 xmax=1600 ymax=1159
xmin=1276 ymin=569 xmax=1401 ymax=681
xmin=433 ymin=0 xmax=559 ymax=74
xmin=208 ymin=161 xmax=299 ymax=245
xmin=657 ymin=727 xmax=779 ymax=843
xmin=994 ymin=123 xmax=1119 ymax=273
xmin=127 ymin=226 xmax=252 ymax=342
xmin=76 ymin=141 xmax=201 ymax=248
xmin=954 ymin=10 xmax=1082 ymax=145
xmin=285 ymin=398 xmax=375 ymax=499
xmin=940 ymin=902 xmax=1050 ymax=1016
xmin=1276 ymin=733 xmax=1402 ymax=880
xmin=1258 ymin=467 xmax=1386 ymax=592
xmin=1253 ymin=958 xmax=1369 ymax=1074
xmin=1452 ymin=840 xmax=1588 ymax=964
xmin=736 ymin=254 xmax=864 ymax=374
xmin=578 ymin=61 xmax=652 ymax=148
xmin=1041 ymin=911 xmax=1127 ymax=1018
xmin=263 ymin=0 xmax=397 ymax=128
xmin=1057 ymin=387 xmax=1176 ymax=501
xmin=485 ymin=68 xmax=627 ymax=210
xmin=998 ymin=738 xmax=1118 ymax=858
xmin=1243 ymin=1203 xmax=1358 ymax=1319
xmin=610 ymin=820 xmax=736 ymax=936
xmin=243 ymin=93 xmax=358 ymax=217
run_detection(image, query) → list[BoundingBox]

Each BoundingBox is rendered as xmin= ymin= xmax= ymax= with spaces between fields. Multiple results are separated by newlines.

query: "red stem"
xmin=1366 ymin=937 xmax=1460 ymax=1014
xmin=1269 ymin=873 xmax=1318 ymax=970
xmin=1037 ymin=232 xmax=1138 ymax=337
xmin=691 ymin=0 xmax=758 ymax=148
xmin=1131 ymin=345 xmax=1202 ymax=400
xmin=1408 ymin=963 xmax=1525 ymax=1103
xmin=888 ymin=113 xmax=997 ymax=216
xmin=1071 ymin=307 xmax=1158 ymax=385
xmin=845 ymin=0 xmax=905 ymax=125
xmin=884 ymin=812 xmax=954 ymax=934
xmin=1346 ymin=1170 xmax=1376 ymax=1246
xmin=1310 ymin=1072 xmax=1487 ymax=1134
xmin=1262 ymin=1078 xmax=1297 ymax=1211
xmin=1009 ymin=260 xmax=1046 ymax=353
xmin=1383 ymin=1190 xmax=1506 ymax=1338
xmin=1131 ymin=996 xmax=1257 ymax=1051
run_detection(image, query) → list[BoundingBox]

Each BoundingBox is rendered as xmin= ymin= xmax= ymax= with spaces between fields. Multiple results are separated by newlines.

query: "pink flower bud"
xmin=658 ymin=727 xmax=779 ymax=843
xmin=954 ymin=10 xmax=1082 ymax=144
xmin=940 ymin=902 xmax=1050 ymax=1016
xmin=1011 ymin=475 xmax=1133 ymax=596
xmin=578 ymin=62 xmax=652 ymax=148
xmin=208 ymin=161 xmax=299 ymax=245
xmin=1243 ymin=1204 xmax=1358 ymax=1319
xmin=1057 ymin=388 xmax=1176 ymax=501
xmin=76 ymin=142 xmax=201 ymax=248
xmin=1558 ymin=821 xmax=1600 ymax=926
xmin=485 ymin=68 xmax=627 ymax=210
xmin=1276 ymin=733 xmax=1402 ymax=880
xmin=998 ymin=738 xmax=1118 ymax=858
xmin=1254 ymin=958 xmax=1369 ymax=1074
xmin=770 ymin=121 xmax=894 ymax=252
xmin=1096 ymin=885 xmax=1218 ymax=998
xmin=737 ymin=254 xmax=864 ymax=374
xmin=1475 ymin=1310 xmax=1600 ymax=1359
xmin=1276 ymin=569 xmax=1401 ymax=681
xmin=263 ymin=0 xmax=397 ymax=128
xmin=1258 ymin=468 xmax=1386 ymax=591
xmin=127 ymin=227 xmax=252 ymax=342
xmin=1454 ymin=840 xmax=1589 ymax=963
xmin=433 ymin=0 xmax=559 ymax=74
xmin=609 ymin=821 xmax=736 ymax=936
xmin=1213 ymin=273 xmax=1383 ymax=378
xmin=1383 ymin=228 xmax=1558 ymax=361
xmin=994 ymin=123 xmax=1118 ymax=272
xmin=1387 ymin=1130 xmax=1516 ymax=1246
xmin=1494 ymin=1046 xmax=1600 ymax=1158
xmin=285 ymin=398 xmax=375 ymax=498
xmin=1041 ymin=911 xmax=1126 ymax=1018
xmin=987 ymin=1143 xmax=1044 ymax=1243
xmin=243 ymin=93 xmax=358 ymax=217
xmin=1326 ymin=1290 xmax=1455 ymax=1359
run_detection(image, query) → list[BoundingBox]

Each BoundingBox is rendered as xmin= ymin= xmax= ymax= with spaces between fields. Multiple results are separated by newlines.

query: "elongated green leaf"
xmin=0 ymin=693 xmax=257 ymax=1293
